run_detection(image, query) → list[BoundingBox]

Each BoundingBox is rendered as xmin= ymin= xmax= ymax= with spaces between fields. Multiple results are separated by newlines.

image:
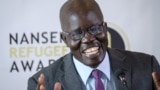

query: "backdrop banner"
xmin=0 ymin=0 xmax=160 ymax=90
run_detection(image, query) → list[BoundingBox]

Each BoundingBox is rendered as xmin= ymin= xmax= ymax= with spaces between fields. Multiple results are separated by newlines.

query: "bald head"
xmin=60 ymin=0 xmax=104 ymax=31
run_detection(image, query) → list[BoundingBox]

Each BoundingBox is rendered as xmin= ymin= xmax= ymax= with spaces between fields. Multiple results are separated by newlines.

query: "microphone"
xmin=115 ymin=69 xmax=129 ymax=90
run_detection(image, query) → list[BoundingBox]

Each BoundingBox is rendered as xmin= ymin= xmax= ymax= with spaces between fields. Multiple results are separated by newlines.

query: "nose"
xmin=81 ymin=32 xmax=96 ymax=43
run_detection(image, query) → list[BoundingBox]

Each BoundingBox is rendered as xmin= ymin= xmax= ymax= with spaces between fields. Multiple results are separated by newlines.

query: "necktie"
xmin=92 ymin=69 xmax=105 ymax=90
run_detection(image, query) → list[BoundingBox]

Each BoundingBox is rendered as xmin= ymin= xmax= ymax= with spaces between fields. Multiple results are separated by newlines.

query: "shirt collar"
xmin=73 ymin=51 xmax=110 ymax=85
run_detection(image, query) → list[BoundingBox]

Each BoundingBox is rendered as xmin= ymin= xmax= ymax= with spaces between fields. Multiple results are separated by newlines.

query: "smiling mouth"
xmin=84 ymin=47 xmax=99 ymax=56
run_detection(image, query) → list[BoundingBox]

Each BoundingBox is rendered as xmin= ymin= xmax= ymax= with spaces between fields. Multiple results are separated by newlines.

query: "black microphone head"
xmin=115 ymin=68 xmax=126 ymax=80
xmin=115 ymin=68 xmax=129 ymax=89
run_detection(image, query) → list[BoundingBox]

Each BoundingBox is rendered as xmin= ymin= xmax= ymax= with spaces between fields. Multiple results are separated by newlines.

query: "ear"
xmin=60 ymin=32 xmax=69 ymax=47
xmin=103 ymin=22 xmax=108 ymax=31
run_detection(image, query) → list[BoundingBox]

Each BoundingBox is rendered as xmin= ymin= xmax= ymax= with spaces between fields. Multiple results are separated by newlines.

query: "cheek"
xmin=97 ymin=32 xmax=108 ymax=42
xmin=68 ymin=40 xmax=81 ymax=50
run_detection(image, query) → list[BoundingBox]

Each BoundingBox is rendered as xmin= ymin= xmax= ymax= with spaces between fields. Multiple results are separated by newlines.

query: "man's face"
xmin=61 ymin=11 xmax=108 ymax=68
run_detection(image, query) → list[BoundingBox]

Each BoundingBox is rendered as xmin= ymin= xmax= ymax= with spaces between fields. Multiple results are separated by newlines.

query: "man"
xmin=28 ymin=0 xmax=160 ymax=90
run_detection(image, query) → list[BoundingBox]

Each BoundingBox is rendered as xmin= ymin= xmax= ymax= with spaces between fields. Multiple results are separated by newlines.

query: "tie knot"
xmin=92 ymin=69 xmax=102 ymax=79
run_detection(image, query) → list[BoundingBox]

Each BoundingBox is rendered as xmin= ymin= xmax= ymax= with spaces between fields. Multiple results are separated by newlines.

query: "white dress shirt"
xmin=73 ymin=52 xmax=110 ymax=90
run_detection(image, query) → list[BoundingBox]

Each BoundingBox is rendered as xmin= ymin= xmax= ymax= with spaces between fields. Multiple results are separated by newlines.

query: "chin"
xmin=85 ymin=59 xmax=103 ymax=68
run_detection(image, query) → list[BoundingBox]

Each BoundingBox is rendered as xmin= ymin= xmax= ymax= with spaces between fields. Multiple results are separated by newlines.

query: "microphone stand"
xmin=119 ymin=76 xmax=129 ymax=90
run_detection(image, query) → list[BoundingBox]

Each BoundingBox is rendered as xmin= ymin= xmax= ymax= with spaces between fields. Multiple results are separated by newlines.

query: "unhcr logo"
xmin=107 ymin=22 xmax=130 ymax=50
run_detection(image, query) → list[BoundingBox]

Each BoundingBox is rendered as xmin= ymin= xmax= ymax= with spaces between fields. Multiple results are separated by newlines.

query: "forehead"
xmin=63 ymin=11 xmax=103 ymax=32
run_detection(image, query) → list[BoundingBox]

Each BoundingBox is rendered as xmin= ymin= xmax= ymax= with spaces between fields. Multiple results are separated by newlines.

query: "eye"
xmin=75 ymin=29 xmax=83 ymax=34
xmin=70 ymin=29 xmax=83 ymax=36
xmin=70 ymin=29 xmax=84 ymax=40
xmin=88 ymin=25 xmax=103 ymax=35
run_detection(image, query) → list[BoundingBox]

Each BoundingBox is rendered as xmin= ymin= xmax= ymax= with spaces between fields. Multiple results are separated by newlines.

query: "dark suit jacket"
xmin=28 ymin=48 xmax=160 ymax=90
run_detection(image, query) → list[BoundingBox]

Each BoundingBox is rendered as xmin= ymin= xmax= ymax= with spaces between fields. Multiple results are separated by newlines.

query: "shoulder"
xmin=108 ymin=48 xmax=157 ymax=64
xmin=28 ymin=53 xmax=72 ymax=81
xmin=108 ymin=48 xmax=154 ymax=58
xmin=108 ymin=48 xmax=160 ymax=72
xmin=27 ymin=53 xmax=73 ymax=89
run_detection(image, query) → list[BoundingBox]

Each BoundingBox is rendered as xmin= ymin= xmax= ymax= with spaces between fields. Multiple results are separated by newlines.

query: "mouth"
xmin=84 ymin=47 xmax=99 ymax=56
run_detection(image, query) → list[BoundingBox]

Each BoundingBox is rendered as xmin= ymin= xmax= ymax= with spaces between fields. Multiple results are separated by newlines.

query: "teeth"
xmin=85 ymin=47 xmax=99 ymax=53
xmin=84 ymin=47 xmax=99 ymax=55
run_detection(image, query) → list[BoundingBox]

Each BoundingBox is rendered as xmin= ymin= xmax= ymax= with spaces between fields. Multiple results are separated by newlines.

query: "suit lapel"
xmin=56 ymin=53 xmax=85 ymax=90
xmin=108 ymin=48 xmax=131 ymax=90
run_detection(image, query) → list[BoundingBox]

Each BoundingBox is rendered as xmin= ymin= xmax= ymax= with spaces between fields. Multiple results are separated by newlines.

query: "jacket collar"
xmin=55 ymin=53 xmax=85 ymax=90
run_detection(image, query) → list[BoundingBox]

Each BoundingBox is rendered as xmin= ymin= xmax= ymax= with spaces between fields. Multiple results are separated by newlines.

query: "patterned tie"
xmin=92 ymin=69 xmax=105 ymax=90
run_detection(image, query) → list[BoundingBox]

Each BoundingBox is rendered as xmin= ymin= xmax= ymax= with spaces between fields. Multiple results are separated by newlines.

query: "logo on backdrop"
xmin=107 ymin=22 xmax=130 ymax=50
xmin=9 ymin=31 xmax=70 ymax=73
